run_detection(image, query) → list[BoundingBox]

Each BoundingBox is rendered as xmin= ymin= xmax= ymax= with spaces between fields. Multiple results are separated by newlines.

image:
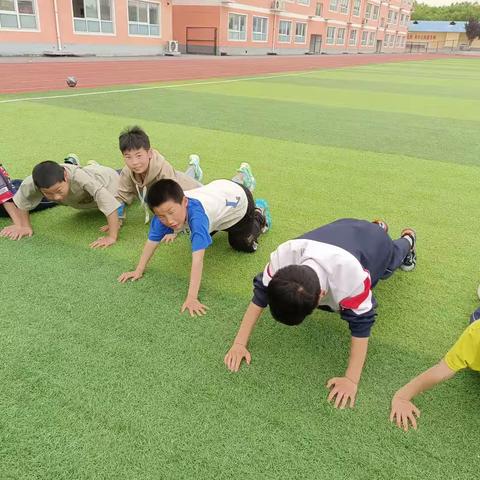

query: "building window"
xmin=373 ymin=5 xmax=379 ymax=20
xmin=368 ymin=31 xmax=375 ymax=46
xmin=365 ymin=3 xmax=372 ymax=18
xmin=326 ymin=26 xmax=335 ymax=44
xmin=361 ymin=30 xmax=368 ymax=46
xmin=395 ymin=35 xmax=401 ymax=46
xmin=278 ymin=20 xmax=292 ymax=42
xmin=353 ymin=0 xmax=360 ymax=16
xmin=329 ymin=0 xmax=338 ymax=12
xmin=384 ymin=34 xmax=389 ymax=46
xmin=228 ymin=12 xmax=247 ymax=41
xmin=339 ymin=0 xmax=348 ymax=14
xmin=128 ymin=1 xmax=160 ymax=36
xmin=0 ymin=0 xmax=37 ymax=30
xmin=336 ymin=27 xmax=345 ymax=45
xmin=72 ymin=0 xmax=114 ymax=34
xmin=390 ymin=34 xmax=395 ymax=46
xmin=387 ymin=10 xmax=393 ymax=23
xmin=252 ymin=16 xmax=267 ymax=42
xmin=297 ymin=0 xmax=310 ymax=5
xmin=295 ymin=22 xmax=306 ymax=43
xmin=315 ymin=2 xmax=323 ymax=16
xmin=349 ymin=29 xmax=357 ymax=45
xmin=393 ymin=11 xmax=398 ymax=24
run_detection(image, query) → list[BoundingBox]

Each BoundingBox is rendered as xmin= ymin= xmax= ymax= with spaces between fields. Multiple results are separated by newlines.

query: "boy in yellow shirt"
xmin=390 ymin=313 xmax=480 ymax=431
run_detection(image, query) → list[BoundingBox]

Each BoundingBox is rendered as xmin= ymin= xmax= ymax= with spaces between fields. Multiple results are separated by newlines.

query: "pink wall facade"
xmin=0 ymin=0 xmax=173 ymax=56
xmin=172 ymin=0 xmax=412 ymax=55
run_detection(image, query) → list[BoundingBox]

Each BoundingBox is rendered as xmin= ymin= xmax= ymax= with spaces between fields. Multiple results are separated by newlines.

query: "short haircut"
xmin=267 ymin=265 xmax=320 ymax=326
xmin=146 ymin=179 xmax=184 ymax=210
xmin=119 ymin=125 xmax=150 ymax=153
xmin=32 ymin=161 xmax=65 ymax=189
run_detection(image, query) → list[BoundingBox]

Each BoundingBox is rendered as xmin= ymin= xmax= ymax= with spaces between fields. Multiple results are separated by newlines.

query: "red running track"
xmin=0 ymin=53 xmax=452 ymax=94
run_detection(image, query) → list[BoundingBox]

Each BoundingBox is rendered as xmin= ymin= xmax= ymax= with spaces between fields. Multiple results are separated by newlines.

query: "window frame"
xmin=336 ymin=27 xmax=345 ymax=45
xmin=361 ymin=30 xmax=368 ymax=46
xmin=326 ymin=26 xmax=335 ymax=44
xmin=228 ymin=12 xmax=247 ymax=41
xmin=328 ymin=0 xmax=338 ymax=12
xmin=127 ymin=0 xmax=161 ymax=38
xmin=294 ymin=21 xmax=307 ymax=44
xmin=278 ymin=19 xmax=292 ymax=43
xmin=72 ymin=0 xmax=115 ymax=36
xmin=252 ymin=15 xmax=268 ymax=43
xmin=353 ymin=0 xmax=360 ymax=16
xmin=348 ymin=28 xmax=357 ymax=46
xmin=0 ymin=0 xmax=39 ymax=31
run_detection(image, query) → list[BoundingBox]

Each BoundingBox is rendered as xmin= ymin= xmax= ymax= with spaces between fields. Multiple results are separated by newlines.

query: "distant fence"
xmin=406 ymin=39 xmax=473 ymax=53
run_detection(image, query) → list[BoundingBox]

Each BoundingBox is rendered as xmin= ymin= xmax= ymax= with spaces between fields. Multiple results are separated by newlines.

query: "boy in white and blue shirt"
xmin=118 ymin=178 xmax=270 ymax=316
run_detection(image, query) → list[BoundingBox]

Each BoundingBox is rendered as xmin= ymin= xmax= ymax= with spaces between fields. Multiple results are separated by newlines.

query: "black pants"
xmin=225 ymin=184 xmax=265 ymax=253
xmin=300 ymin=219 xmax=410 ymax=287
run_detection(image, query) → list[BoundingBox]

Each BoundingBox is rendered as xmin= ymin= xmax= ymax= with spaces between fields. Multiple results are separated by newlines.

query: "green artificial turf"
xmin=1 ymin=57 xmax=480 ymax=479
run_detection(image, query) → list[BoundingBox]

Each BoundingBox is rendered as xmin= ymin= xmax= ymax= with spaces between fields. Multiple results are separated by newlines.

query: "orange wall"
xmin=172 ymin=5 xmax=220 ymax=44
xmin=0 ymin=0 xmax=173 ymax=48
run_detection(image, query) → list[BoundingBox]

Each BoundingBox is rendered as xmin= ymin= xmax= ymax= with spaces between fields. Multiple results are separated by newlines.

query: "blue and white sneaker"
xmin=188 ymin=154 xmax=203 ymax=182
xmin=236 ymin=162 xmax=256 ymax=192
xmin=64 ymin=153 xmax=80 ymax=166
xmin=469 ymin=306 xmax=480 ymax=324
xmin=255 ymin=198 xmax=271 ymax=233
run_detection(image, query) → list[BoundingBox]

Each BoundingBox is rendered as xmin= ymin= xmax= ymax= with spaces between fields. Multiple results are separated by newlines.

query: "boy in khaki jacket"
xmin=115 ymin=126 xmax=202 ymax=225
xmin=0 ymin=160 xmax=121 ymax=248
xmin=114 ymin=126 xmax=256 ymax=226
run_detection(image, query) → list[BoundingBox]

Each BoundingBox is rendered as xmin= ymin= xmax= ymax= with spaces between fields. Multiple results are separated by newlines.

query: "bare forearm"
xmin=395 ymin=360 xmax=456 ymax=401
xmin=187 ymin=250 xmax=205 ymax=299
xmin=135 ymin=240 xmax=159 ymax=273
xmin=3 ymin=202 xmax=22 ymax=225
xmin=106 ymin=211 xmax=120 ymax=240
xmin=16 ymin=207 xmax=32 ymax=228
xmin=234 ymin=302 xmax=264 ymax=347
xmin=345 ymin=337 xmax=369 ymax=384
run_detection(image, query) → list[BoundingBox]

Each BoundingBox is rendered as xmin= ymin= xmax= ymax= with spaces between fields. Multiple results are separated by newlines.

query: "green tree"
xmin=465 ymin=17 xmax=480 ymax=44
xmin=412 ymin=2 xmax=480 ymax=21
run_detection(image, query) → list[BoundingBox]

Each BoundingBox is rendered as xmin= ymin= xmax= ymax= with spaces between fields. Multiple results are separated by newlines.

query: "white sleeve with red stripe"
xmin=261 ymin=240 xmax=306 ymax=287
xmin=339 ymin=269 xmax=373 ymax=316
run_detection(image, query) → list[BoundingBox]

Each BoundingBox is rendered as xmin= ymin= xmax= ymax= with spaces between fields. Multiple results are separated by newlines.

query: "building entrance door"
xmin=376 ymin=39 xmax=382 ymax=53
xmin=309 ymin=35 xmax=322 ymax=54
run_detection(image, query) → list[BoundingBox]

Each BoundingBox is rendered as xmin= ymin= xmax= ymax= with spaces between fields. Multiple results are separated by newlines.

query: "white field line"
xmin=0 ymin=70 xmax=323 ymax=105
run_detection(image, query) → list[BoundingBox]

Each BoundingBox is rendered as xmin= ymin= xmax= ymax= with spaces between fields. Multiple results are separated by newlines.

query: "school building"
xmin=0 ymin=0 xmax=412 ymax=56
xmin=173 ymin=0 xmax=412 ymax=55
xmin=407 ymin=20 xmax=480 ymax=51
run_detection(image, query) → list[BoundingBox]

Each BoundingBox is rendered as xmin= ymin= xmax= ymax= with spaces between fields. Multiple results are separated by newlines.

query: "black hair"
xmin=267 ymin=265 xmax=321 ymax=326
xmin=32 ymin=161 xmax=65 ymax=189
xmin=146 ymin=179 xmax=185 ymax=210
xmin=119 ymin=125 xmax=151 ymax=153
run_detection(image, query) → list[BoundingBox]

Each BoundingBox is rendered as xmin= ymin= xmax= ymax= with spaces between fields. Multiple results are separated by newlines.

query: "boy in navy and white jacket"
xmin=224 ymin=218 xmax=417 ymax=409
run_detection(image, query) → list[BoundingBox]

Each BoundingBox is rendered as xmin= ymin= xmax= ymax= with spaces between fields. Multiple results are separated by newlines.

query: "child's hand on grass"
xmin=181 ymin=296 xmax=208 ymax=317
xmin=118 ymin=270 xmax=143 ymax=283
xmin=161 ymin=233 xmax=177 ymax=244
xmin=99 ymin=221 xmax=123 ymax=233
xmin=326 ymin=376 xmax=358 ymax=409
xmin=0 ymin=225 xmax=33 ymax=240
xmin=224 ymin=343 xmax=251 ymax=372
xmin=90 ymin=236 xmax=116 ymax=249
xmin=390 ymin=395 xmax=420 ymax=432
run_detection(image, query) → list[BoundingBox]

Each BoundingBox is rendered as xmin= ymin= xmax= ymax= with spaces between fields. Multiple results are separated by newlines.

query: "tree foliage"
xmin=412 ymin=2 xmax=480 ymax=21
xmin=465 ymin=17 xmax=480 ymax=43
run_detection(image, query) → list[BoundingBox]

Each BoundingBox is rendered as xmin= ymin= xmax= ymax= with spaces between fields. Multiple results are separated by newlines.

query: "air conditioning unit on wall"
xmin=271 ymin=0 xmax=285 ymax=11
xmin=165 ymin=40 xmax=180 ymax=56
